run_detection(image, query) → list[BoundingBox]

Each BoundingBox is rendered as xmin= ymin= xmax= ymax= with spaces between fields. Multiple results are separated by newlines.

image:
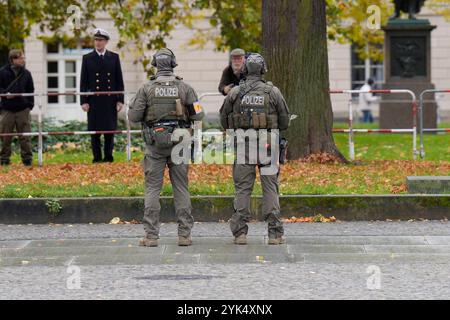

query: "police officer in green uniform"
xmin=220 ymin=53 xmax=290 ymax=245
xmin=128 ymin=48 xmax=204 ymax=247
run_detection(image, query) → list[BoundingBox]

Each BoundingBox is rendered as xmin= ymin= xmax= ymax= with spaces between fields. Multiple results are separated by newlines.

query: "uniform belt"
xmin=145 ymin=120 xmax=189 ymax=128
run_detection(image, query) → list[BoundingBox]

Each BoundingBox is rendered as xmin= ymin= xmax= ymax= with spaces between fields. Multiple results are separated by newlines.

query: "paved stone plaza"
xmin=0 ymin=221 xmax=449 ymax=299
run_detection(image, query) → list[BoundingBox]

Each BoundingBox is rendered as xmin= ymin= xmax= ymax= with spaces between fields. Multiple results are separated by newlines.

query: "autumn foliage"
xmin=1 ymin=159 xmax=449 ymax=198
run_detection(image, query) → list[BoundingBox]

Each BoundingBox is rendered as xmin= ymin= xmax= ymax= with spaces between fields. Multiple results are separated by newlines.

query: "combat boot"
xmin=234 ymin=234 xmax=247 ymax=245
xmin=139 ymin=238 xmax=158 ymax=247
xmin=178 ymin=236 xmax=192 ymax=246
xmin=268 ymin=237 xmax=285 ymax=245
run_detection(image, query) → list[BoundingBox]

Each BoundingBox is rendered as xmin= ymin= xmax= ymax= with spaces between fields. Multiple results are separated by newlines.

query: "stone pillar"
xmin=380 ymin=20 xmax=437 ymax=129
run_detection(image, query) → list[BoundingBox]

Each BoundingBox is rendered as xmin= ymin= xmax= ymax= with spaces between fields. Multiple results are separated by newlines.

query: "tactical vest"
xmin=229 ymin=82 xmax=278 ymax=129
xmin=144 ymin=78 xmax=188 ymax=125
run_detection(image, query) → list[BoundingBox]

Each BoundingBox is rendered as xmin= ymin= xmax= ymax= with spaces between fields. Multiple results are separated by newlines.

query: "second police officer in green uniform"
xmin=220 ymin=53 xmax=291 ymax=245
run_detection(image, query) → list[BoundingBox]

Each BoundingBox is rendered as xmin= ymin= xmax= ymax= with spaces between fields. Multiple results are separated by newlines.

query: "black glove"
xmin=279 ymin=138 xmax=288 ymax=164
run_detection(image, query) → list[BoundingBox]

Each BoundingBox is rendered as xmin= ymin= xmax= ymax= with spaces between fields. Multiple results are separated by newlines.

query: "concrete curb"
xmin=0 ymin=195 xmax=449 ymax=224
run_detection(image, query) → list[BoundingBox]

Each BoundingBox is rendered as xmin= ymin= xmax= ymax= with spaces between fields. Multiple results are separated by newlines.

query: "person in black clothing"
xmin=0 ymin=49 xmax=35 ymax=166
xmin=80 ymin=28 xmax=125 ymax=163
xmin=218 ymin=48 xmax=245 ymax=96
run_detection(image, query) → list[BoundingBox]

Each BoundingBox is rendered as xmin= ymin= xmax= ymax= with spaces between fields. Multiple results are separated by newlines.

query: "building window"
xmin=46 ymin=42 xmax=90 ymax=106
xmin=47 ymin=61 xmax=59 ymax=103
xmin=351 ymin=45 xmax=384 ymax=90
xmin=65 ymin=61 xmax=77 ymax=103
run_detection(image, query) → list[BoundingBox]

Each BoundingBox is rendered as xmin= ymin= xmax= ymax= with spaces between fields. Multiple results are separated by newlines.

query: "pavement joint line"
xmin=3 ymin=234 xmax=447 ymax=241
xmin=307 ymin=269 xmax=342 ymax=286
xmin=362 ymin=245 xmax=368 ymax=254
xmin=0 ymin=235 xmax=448 ymax=245
xmin=64 ymin=256 xmax=76 ymax=266
xmin=16 ymin=240 xmax=31 ymax=250
xmin=286 ymin=245 xmax=292 ymax=256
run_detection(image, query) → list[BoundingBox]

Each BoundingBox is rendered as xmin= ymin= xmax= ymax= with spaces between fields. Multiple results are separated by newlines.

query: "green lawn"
xmin=9 ymin=149 xmax=142 ymax=165
xmin=1 ymin=122 xmax=448 ymax=198
xmin=333 ymin=122 xmax=449 ymax=161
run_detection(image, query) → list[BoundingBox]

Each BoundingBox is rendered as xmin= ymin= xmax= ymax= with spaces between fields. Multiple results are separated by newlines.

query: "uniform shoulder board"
xmin=175 ymin=75 xmax=183 ymax=80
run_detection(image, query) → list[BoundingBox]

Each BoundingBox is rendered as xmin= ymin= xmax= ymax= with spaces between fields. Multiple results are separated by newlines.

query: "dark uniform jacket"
xmin=0 ymin=64 xmax=34 ymax=112
xmin=80 ymin=50 xmax=124 ymax=131
xmin=218 ymin=65 xmax=243 ymax=96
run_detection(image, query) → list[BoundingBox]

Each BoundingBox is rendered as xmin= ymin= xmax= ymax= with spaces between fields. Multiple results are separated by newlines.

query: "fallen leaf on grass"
xmin=109 ymin=217 xmax=140 ymax=225
xmin=391 ymin=184 xmax=407 ymax=193
xmin=109 ymin=217 xmax=121 ymax=224
xmin=300 ymin=153 xmax=341 ymax=164
xmin=283 ymin=214 xmax=337 ymax=223
xmin=60 ymin=163 xmax=73 ymax=171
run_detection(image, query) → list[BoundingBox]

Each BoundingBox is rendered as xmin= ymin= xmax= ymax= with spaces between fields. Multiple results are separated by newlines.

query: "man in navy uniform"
xmin=80 ymin=28 xmax=125 ymax=163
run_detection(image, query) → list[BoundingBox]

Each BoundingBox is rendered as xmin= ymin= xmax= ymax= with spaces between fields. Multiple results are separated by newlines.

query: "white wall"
xmin=328 ymin=41 xmax=352 ymax=119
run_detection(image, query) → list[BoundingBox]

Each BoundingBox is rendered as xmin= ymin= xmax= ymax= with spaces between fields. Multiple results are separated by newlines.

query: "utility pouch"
xmin=258 ymin=113 xmax=267 ymax=129
xmin=243 ymin=112 xmax=252 ymax=129
xmin=149 ymin=125 xmax=175 ymax=148
xmin=175 ymin=99 xmax=184 ymax=117
xmin=143 ymin=126 xmax=152 ymax=145
xmin=252 ymin=112 xmax=259 ymax=129
xmin=233 ymin=113 xmax=250 ymax=129
xmin=267 ymin=114 xmax=279 ymax=129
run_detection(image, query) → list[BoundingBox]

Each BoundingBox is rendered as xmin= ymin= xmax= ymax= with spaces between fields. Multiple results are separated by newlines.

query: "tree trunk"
xmin=0 ymin=48 xmax=8 ymax=67
xmin=262 ymin=0 xmax=347 ymax=162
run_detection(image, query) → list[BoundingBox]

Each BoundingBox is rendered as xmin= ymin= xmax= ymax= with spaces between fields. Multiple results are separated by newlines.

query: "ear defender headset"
xmin=260 ymin=57 xmax=268 ymax=74
xmin=151 ymin=48 xmax=178 ymax=68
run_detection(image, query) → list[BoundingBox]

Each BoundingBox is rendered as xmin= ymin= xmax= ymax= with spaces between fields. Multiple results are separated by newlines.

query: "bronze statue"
xmin=390 ymin=0 xmax=427 ymax=20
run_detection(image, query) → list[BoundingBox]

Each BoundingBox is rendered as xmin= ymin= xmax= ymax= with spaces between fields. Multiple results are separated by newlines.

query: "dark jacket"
xmin=80 ymin=50 xmax=124 ymax=131
xmin=218 ymin=65 xmax=243 ymax=96
xmin=0 ymin=64 xmax=35 ymax=112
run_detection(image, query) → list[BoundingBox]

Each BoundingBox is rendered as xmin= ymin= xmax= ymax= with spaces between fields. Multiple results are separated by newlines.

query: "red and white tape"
xmin=0 ymin=130 xmax=141 ymax=138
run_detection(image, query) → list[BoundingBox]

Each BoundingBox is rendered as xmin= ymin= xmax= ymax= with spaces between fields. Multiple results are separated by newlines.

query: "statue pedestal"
xmin=380 ymin=20 xmax=437 ymax=129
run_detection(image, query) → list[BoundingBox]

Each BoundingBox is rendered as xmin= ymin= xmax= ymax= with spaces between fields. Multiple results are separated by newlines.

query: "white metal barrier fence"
xmin=0 ymin=91 xmax=224 ymax=166
xmin=419 ymin=89 xmax=450 ymax=159
xmin=2 ymin=89 xmax=447 ymax=165
xmin=0 ymin=91 xmax=139 ymax=166
xmin=330 ymin=89 xmax=418 ymax=160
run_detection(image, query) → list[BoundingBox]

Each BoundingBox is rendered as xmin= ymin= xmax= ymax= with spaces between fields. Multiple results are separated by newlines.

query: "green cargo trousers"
xmin=0 ymin=108 xmax=33 ymax=163
xmin=142 ymin=144 xmax=193 ymax=239
xmin=231 ymin=162 xmax=284 ymax=239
